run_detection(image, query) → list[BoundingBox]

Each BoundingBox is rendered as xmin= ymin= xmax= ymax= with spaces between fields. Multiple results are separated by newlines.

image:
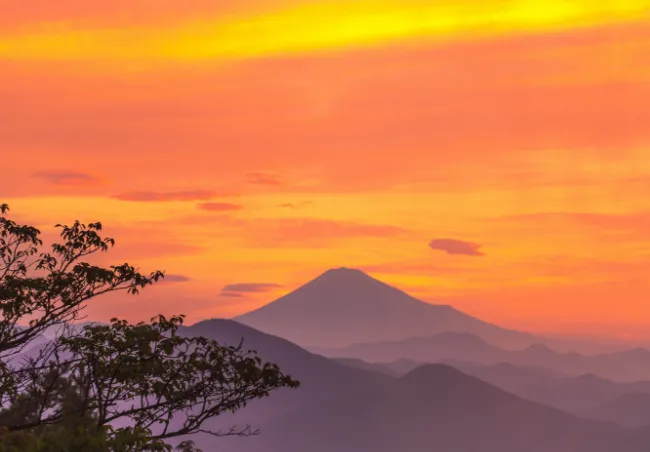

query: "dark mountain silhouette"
xmin=335 ymin=358 xmax=650 ymax=416
xmin=179 ymin=319 xmax=392 ymax=426
xmin=520 ymin=373 xmax=650 ymax=414
xmin=219 ymin=364 xmax=649 ymax=452
xmin=234 ymin=267 xmax=556 ymax=350
xmin=320 ymin=331 xmax=650 ymax=381
xmin=334 ymin=357 xmax=565 ymax=389
xmin=457 ymin=361 xmax=567 ymax=391
xmin=332 ymin=357 xmax=400 ymax=377
xmin=382 ymin=357 xmax=433 ymax=374
xmin=383 ymin=360 xmax=650 ymax=419
xmin=517 ymin=347 xmax=650 ymax=382
xmin=322 ymin=331 xmax=504 ymax=362
xmin=586 ymin=392 xmax=650 ymax=428
xmin=439 ymin=362 xmax=650 ymax=422
xmin=334 ymin=356 xmax=445 ymax=375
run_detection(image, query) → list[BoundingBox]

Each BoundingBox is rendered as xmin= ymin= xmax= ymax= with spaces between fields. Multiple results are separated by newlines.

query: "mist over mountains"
xmin=317 ymin=331 xmax=650 ymax=381
xmin=226 ymin=363 xmax=650 ymax=452
xmin=235 ymin=267 xmax=633 ymax=354
xmin=16 ymin=268 xmax=650 ymax=451
xmin=171 ymin=319 xmax=650 ymax=452
xmin=155 ymin=268 xmax=650 ymax=451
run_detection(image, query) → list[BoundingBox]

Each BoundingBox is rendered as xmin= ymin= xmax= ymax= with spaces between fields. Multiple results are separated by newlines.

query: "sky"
xmin=2 ymin=0 xmax=650 ymax=341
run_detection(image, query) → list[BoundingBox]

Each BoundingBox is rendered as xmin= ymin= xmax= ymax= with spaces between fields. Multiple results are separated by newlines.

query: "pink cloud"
xmin=197 ymin=202 xmax=242 ymax=212
xmin=219 ymin=292 xmax=246 ymax=298
xmin=247 ymin=218 xmax=407 ymax=247
xmin=429 ymin=238 xmax=485 ymax=256
xmin=160 ymin=274 xmax=192 ymax=283
xmin=493 ymin=211 xmax=650 ymax=242
xmin=359 ymin=261 xmax=480 ymax=275
xmin=111 ymin=190 xmax=216 ymax=202
xmin=247 ymin=172 xmax=284 ymax=186
xmin=32 ymin=170 xmax=98 ymax=186
xmin=278 ymin=201 xmax=312 ymax=209
xmin=221 ymin=282 xmax=282 ymax=293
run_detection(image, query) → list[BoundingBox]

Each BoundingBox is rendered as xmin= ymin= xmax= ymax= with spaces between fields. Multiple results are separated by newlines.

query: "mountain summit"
xmin=234 ymin=268 xmax=535 ymax=349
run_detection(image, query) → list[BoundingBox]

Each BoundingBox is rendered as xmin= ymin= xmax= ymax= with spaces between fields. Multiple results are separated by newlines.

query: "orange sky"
xmin=2 ymin=0 xmax=650 ymax=341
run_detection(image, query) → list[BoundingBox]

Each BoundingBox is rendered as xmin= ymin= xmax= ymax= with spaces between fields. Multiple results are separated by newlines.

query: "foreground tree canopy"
xmin=0 ymin=204 xmax=299 ymax=451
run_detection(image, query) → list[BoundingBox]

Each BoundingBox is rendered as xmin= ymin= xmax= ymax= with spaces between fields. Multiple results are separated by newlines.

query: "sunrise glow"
xmin=2 ymin=0 xmax=650 ymax=340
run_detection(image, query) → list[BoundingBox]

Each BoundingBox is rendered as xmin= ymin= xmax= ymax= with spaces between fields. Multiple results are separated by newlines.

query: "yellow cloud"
xmin=0 ymin=0 xmax=648 ymax=63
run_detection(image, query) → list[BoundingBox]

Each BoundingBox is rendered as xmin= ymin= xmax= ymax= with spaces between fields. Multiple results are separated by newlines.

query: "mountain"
xmin=334 ymin=357 xmax=565 ymax=389
xmin=320 ymin=331 xmax=650 ymax=381
xmin=218 ymin=364 xmax=649 ymax=452
xmin=586 ymin=392 xmax=650 ymax=428
xmin=433 ymin=362 xmax=650 ymax=417
xmin=234 ymin=267 xmax=549 ymax=350
xmin=458 ymin=361 xmax=567 ymax=391
xmin=335 ymin=358 xmax=650 ymax=418
xmin=322 ymin=331 xmax=506 ymax=362
xmin=438 ymin=362 xmax=650 ymax=421
xmin=382 ymin=357 xmax=433 ymax=374
xmin=515 ymin=347 xmax=650 ymax=382
xmin=332 ymin=357 xmax=400 ymax=377
xmin=517 ymin=373 xmax=650 ymax=415
xmin=389 ymin=360 xmax=650 ymax=419
xmin=179 ymin=319 xmax=392 ymax=427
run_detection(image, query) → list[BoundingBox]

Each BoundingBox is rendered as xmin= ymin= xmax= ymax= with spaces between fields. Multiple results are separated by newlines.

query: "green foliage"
xmin=0 ymin=204 xmax=299 ymax=451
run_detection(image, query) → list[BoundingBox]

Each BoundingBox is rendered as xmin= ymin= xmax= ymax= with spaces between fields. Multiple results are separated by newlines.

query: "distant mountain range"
xmin=587 ymin=392 xmax=650 ymax=428
xmin=335 ymin=357 xmax=567 ymax=385
xmin=449 ymin=362 xmax=650 ymax=429
xmin=218 ymin=362 xmax=650 ymax=452
xmin=234 ymin=267 xmax=629 ymax=353
xmin=171 ymin=319 xmax=650 ymax=451
xmin=336 ymin=357 xmax=650 ymax=428
xmin=175 ymin=319 xmax=390 ymax=435
xmin=318 ymin=331 xmax=650 ymax=381
xmin=13 ymin=268 xmax=650 ymax=450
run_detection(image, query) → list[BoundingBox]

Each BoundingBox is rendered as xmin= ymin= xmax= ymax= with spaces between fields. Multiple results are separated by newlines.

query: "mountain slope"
xmin=443 ymin=362 xmax=650 ymax=419
xmin=335 ymin=357 xmax=650 ymax=421
xmin=322 ymin=331 xmax=507 ymax=362
xmin=321 ymin=331 xmax=650 ymax=381
xmin=179 ymin=319 xmax=392 ymax=425
xmin=221 ymin=364 xmax=649 ymax=452
xmin=458 ymin=361 xmax=567 ymax=391
xmin=332 ymin=357 xmax=400 ymax=377
xmin=586 ymin=392 xmax=650 ymax=428
xmin=234 ymin=267 xmax=541 ymax=349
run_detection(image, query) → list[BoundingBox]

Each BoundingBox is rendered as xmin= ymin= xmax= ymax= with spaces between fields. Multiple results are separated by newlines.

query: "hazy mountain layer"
xmin=218 ymin=364 xmax=650 ymax=452
xmin=321 ymin=331 xmax=650 ymax=381
xmin=235 ymin=268 xmax=618 ymax=353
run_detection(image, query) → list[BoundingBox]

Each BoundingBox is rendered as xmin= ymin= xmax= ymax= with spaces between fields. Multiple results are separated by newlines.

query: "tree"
xmin=0 ymin=204 xmax=299 ymax=451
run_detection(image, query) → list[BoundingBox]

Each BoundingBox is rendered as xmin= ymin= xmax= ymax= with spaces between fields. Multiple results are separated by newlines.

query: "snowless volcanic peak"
xmin=234 ymin=268 xmax=530 ymax=349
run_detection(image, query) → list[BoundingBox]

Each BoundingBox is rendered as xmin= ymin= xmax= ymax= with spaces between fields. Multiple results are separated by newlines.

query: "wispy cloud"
xmin=33 ymin=171 xmax=97 ymax=186
xmin=221 ymin=282 xmax=282 ymax=293
xmin=246 ymin=218 xmax=407 ymax=247
xmin=499 ymin=211 xmax=650 ymax=229
xmin=161 ymin=274 xmax=191 ymax=283
xmin=220 ymin=282 xmax=282 ymax=298
xmin=278 ymin=201 xmax=312 ymax=209
xmin=219 ymin=292 xmax=245 ymax=298
xmin=247 ymin=172 xmax=283 ymax=186
xmin=492 ymin=211 xmax=650 ymax=242
xmin=111 ymin=190 xmax=215 ymax=202
xmin=429 ymin=238 xmax=485 ymax=256
xmin=197 ymin=202 xmax=242 ymax=212
xmin=359 ymin=260 xmax=478 ymax=275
